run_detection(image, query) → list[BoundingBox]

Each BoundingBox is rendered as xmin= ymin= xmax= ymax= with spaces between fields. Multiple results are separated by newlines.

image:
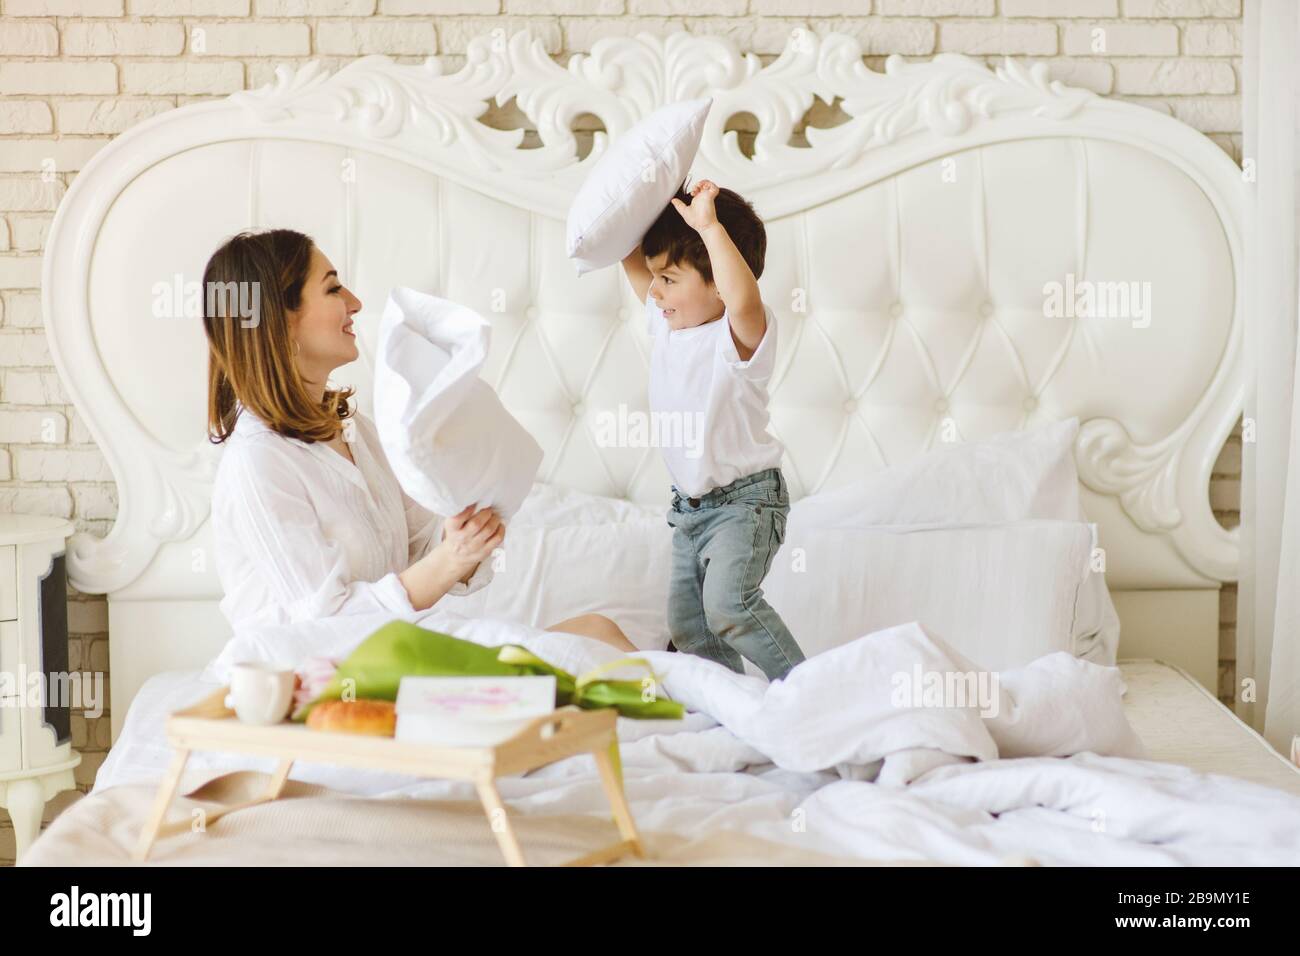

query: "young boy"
xmin=621 ymin=179 xmax=806 ymax=681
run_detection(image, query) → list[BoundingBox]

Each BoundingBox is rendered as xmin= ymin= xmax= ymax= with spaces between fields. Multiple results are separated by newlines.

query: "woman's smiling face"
xmin=645 ymin=251 xmax=724 ymax=331
xmin=290 ymin=246 xmax=361 ymax=380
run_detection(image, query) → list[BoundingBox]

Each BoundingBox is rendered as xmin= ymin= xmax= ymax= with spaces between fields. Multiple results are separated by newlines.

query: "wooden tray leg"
xmin=264 ymin=759 xmax=294 ymax=800
xmin=594 ymin=743 xmax=645 ymax=860
xmin=132 ymin=748 xmax=190 ymax=863
xmin=176 ymin=759 xmax=297 ymax=831
xmin=475 ymin=778 xmax=527 ymax=867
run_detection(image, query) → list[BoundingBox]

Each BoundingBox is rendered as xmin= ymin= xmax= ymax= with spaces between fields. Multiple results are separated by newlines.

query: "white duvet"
xmin=97 ymin=610 xmax=1300 ymax=866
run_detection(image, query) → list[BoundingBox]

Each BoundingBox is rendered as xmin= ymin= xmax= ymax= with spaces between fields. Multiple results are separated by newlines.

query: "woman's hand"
xmin=438 ymin=504 xmax=505 ymax=576
xmin=395 ymin=504 xmax=501 ymax=608
xmin=398 ymin=505 xmax=505 ymax=611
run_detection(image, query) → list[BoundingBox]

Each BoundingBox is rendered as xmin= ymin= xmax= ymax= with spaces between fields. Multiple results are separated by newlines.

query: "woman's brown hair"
xmin=202 ymin=228 xmax=354 ymax=444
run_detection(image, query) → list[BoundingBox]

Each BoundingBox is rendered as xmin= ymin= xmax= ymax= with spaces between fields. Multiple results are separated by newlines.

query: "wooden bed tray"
xmin=134 ymin=687 xmax=645 ymax=867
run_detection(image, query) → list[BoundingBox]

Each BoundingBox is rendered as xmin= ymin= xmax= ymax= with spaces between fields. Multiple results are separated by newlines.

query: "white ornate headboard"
xmin=42 ymin=30 xmax=1244 ymax=740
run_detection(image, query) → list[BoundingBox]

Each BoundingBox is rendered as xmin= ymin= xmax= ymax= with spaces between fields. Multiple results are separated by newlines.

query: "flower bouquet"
xmin=292 ymin=619 xmax=683 ymax=724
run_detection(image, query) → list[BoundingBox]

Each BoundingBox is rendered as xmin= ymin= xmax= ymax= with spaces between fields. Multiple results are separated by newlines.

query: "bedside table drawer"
xmin=0 ymin=545 xmax=15 ymax=621
xmin=0 ymin=620 xmax=19 ymax=773
xmin=0 ymin=620 xmax=18 ymax=698
xmin=0 ymin=702 xmax=20 ymax=772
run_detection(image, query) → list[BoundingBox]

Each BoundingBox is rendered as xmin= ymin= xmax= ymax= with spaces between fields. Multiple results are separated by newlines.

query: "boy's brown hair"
xmin=642 ymin=183 xmax=766 ymax=284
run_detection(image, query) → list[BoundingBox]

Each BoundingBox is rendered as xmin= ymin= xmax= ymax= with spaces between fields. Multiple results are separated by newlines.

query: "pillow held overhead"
xmin=373 ymin=287 xmax=543 ymax=520
xmin=566 ymin=98 xmax=712 ymax=276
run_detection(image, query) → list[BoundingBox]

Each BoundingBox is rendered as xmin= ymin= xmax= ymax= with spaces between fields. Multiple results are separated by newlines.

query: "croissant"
xmin=305 ymin=698 xmax=397 ymax=737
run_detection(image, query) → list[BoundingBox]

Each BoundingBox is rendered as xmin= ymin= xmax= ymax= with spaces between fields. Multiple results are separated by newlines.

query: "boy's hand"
xmin=670 ymin=179 xmax=720 ymax=233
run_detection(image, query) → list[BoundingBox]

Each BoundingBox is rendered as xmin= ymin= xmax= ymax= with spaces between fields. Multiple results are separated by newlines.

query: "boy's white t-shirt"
xmin=645 ymin=292 xmax=784 ymax=498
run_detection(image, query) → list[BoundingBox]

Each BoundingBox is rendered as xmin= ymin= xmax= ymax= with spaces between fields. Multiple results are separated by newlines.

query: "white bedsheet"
xmin=97 ymin=613 xmax=1300 ymax=866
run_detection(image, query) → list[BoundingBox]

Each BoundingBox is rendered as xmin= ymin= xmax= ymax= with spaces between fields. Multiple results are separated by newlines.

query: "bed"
xmin=32 ymin=28 xmax=1300 ymax=867
xmin=21 ymin=655 xmax=1300 ymax=866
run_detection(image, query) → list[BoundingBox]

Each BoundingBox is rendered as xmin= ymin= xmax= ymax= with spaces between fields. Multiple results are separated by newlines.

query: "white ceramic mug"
xmin=224 ymin=661 xmax=295 ymax=725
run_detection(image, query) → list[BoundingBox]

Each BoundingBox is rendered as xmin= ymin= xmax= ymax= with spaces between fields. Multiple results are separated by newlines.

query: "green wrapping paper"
xmin=294 ymin=620 xmax=683 ymax=797
xmin=294 ymin=620 xmax=684 ymax=724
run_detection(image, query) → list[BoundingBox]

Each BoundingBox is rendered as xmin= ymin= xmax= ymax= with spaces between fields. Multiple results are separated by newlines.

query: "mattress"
xmin=95 ymin=658 xmax=1300 ymax=798
xmin=1118 ymin=659 xmax=1300 ymax=796
xmin=18 ymin=656 xmax=1300 ymax=867
xmin=22 ymin=774 xmax=931 ymax=867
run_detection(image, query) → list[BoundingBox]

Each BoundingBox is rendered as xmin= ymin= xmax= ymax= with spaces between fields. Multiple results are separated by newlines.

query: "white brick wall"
xmin=62 ymin=22 xmax=188 ymax=57
xmin=0 ymin=1 xmax=1245 ymax=864
xmin=1062 ymin=22 xmax=1180 ymax=56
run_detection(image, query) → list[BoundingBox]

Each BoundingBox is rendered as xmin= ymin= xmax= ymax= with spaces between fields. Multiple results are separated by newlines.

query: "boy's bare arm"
xmin=671 ymin=181 xmax=765 ymax=360
xmin=621 ymin=244 xmax=654 ymax=304
xmin=698 ymin=222 xmax=764 ymax=359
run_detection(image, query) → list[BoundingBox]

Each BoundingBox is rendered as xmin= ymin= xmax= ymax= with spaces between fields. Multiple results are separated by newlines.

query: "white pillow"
xmin=437 ymin=518 xmax=673 ymax=652
xmin=763 ymin=520 xmax=1097 ymax=672
xmin=511 ymin=481 xmax=662 ymax=526
xmin=794 ymin=418 xmax=1082 ymax=527
xmin=566 ymin=98 xmax=711 ymax=276
xmin=986 ymin=651 xmax=1147 ymax=759
xmin=373 ymin=287 xmax=543 ymax=520
xmin=489 ymin=436 xmax=1118 ymax=668
xmin=458 ymin=495 xmax=1100 ymax=672
xmin=794 ymin=418 xmax=1120 ymax=666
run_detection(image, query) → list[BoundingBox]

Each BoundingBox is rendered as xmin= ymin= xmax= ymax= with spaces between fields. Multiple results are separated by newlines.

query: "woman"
xmin=202 ymin=228 xmax=636 ymax=652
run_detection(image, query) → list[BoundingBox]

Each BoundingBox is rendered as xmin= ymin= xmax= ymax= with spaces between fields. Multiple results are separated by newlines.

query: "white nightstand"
xmin=0 ymin=514 xmax=82 ymax=862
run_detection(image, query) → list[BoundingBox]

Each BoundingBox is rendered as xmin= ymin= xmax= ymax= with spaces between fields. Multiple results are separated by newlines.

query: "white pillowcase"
xmin=437 ymin=518 xmax=673 ymax=652
xmin=511 ymin=480 xmax=662 ymax=526
xmin=794 ymin=418 xmax=1119 ymax=666
xmin=566 ymin=98 xmax=711 ymax=276
xmin=452 ymin=508 xmax=1098 ymax=672
xmin=480 ymin=425 xmax=1118 ymax=666
xmin=439 ymin=411 xmax=1122 ymax=671
xmin=794 ymin=417 xmax=1082 ymax=527
xmin=986 ymin=651 xmax=1146 ymax=759
xmin=374 ymin=287 xmax=543 ymax=520
xmin=763 ymin=520 xmax=1097 ymax=672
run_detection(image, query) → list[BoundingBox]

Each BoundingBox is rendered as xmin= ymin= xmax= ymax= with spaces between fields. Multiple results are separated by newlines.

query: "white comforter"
xmin=96 ymin=610 xmax=1300 ymax=866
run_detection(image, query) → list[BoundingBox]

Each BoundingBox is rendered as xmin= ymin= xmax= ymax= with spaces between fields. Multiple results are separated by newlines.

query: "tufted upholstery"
xmin=95 ymin=136 xmax=1230 ymax=513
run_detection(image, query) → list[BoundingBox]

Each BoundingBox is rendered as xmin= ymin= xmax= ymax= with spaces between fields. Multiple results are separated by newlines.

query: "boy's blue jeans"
xmin=665 ymin=467 xmax=806 ymax=681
